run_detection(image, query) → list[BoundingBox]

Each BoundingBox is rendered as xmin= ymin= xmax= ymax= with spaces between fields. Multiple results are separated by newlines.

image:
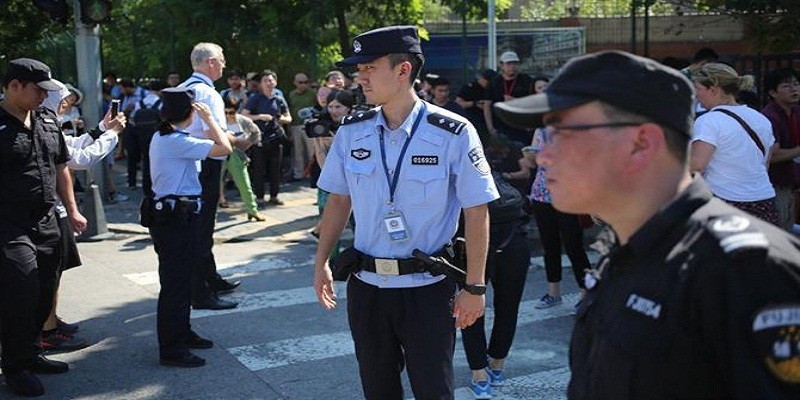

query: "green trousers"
xmin=223 ymin=151 xmax=258 ymax=214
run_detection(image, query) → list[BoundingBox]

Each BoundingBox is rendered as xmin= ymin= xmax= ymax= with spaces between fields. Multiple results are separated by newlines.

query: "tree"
xmin=693 ymin=0 xmax=800 ymax=52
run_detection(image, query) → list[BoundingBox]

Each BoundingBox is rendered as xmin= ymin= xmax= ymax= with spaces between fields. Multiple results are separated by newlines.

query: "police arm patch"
xmin=752 ymin=305 xmax=800 ymax=384
xmin=341 ymin=109 xmax=377 ymax=125
xmin=708 ymin=215 xmax=769 ymax=256
xmin=427 ymin=112 xmax=465 ymax=135
xmin=468 ymin=146 xmax=490 ymax=175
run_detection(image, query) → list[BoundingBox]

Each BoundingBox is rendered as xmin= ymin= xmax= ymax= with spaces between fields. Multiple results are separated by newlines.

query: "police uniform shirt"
xmin=569 ymin=177 xmax=800 ymax=400
xmin=179 ymin=72 xmax=227 ymax=161
xmin=149 ymin=130 xmax=213 ymax=199
xmin=318 ymin=99 xmax=499 ymax=288
xmin=0 ymin=106 xmax=69 ymax=219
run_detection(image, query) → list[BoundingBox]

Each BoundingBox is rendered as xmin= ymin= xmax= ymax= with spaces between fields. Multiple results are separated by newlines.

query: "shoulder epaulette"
xmin=341 ymin=109 xmax=378 ymax=125
xmin=427 ymin=112 xmax=466 ymax=135
xmin=706 ymin=214 xmax=769 ymax=257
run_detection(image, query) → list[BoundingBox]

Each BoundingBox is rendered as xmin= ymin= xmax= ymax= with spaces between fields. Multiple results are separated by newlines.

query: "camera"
xmin=304 ymin=117 xmax=336 ymax=138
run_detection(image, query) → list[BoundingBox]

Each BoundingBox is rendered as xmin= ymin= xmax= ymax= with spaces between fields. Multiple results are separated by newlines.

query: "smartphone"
xmin=110 ymin=99 xmax=120 ymax=116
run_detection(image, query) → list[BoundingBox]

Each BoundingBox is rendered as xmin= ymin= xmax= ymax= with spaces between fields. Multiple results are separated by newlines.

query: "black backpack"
xmin=133 ymin=99 xmax=162 ymax=137
xmin=488 ymin=171 xmax=527 ymax=225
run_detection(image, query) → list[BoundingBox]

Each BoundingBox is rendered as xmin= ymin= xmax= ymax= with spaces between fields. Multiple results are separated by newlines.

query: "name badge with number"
xmin=383 ymin=210 xmax=409 ymax=241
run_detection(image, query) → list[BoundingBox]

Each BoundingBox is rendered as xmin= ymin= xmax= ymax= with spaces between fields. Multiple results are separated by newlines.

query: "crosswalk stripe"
xmin=226 ymin=293 xmax=579 ymax=371
xmin=190 ymin=282 xmax=346 ymax=319
xmin=229 ymin=331 xmax=355 ymax=371
xmin=123 ymin=255 xmax=314 ymax=287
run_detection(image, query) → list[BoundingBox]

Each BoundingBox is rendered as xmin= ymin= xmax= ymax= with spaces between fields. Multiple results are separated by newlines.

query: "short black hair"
xmin=388 ymin=53 xmax=425 ymax=86
xmin=693 ymin=47 xmax=719 ymax=63
xmin=256 ymin=69 xmax=277 ymax=82
xmin=1 ymin=76 xmax=30 ymax=89
xmin=227 ymin=69 xmax=242 ymax=78
xmin=431 ymin=77 xmax=450 ymax=88
xmin=764 ymin=68 xmax=800 ymax=98
xmin=326 ymin=89 xmax=356 ymax=109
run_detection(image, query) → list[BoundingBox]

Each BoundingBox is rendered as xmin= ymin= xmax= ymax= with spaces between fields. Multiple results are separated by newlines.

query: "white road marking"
xmin=123 ymin=256 xmax=314 ymax=287
xmin=227 ymin=293 xmax=579 ymax=371
xmin=191 ymin=282 xmax=347 ymax=319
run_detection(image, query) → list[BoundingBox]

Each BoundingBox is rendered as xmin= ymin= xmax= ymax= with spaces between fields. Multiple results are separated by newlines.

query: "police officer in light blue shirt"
xmin=147 ymin=87 xmax=232 ymax=368
xmin=313 ymin=26 xmax=499 ymax=399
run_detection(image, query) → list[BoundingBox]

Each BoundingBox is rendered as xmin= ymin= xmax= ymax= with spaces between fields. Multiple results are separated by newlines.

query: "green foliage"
xmin=2 ymin=0 xmax=799 ymax=82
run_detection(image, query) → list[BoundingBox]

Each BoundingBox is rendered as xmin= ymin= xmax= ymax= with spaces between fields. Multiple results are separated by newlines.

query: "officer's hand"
xmin=453 ymin=290 xmax=485 ymax=329
xmin=193 ymin=102 xmax=214 ymax=122
xmin=69 ymin=210 xmax=88 ymax=235
xmin=314 ymin=263 xmax=337 ymax=310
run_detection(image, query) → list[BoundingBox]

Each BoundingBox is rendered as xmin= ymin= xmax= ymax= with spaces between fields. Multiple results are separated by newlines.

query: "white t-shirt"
xmin=692 ymin=105 xmax=776 ymax=201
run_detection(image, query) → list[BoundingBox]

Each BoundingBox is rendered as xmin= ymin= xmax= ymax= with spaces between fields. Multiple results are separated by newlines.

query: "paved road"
xmin=0 ymin=167 xmax=594 ymax=399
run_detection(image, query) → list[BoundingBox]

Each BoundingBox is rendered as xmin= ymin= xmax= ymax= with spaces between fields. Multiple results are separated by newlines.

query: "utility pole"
xmin=73 ymin=0 xmax=113 ymax=241
xmin=488 ymin=0 xmax=497 ymax=70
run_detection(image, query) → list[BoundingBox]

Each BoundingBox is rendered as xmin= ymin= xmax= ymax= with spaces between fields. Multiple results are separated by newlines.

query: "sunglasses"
xmin=296 ymin=80 xmax=309 ymax=84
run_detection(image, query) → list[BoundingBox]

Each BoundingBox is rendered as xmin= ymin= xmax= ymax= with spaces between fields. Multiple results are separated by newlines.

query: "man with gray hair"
xmin=179 ymin=42 xmax=240 ymax=310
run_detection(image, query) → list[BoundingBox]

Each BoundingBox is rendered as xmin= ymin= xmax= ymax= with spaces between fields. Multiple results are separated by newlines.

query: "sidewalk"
xmin=99 ymin=161 xmax=325 ymax=244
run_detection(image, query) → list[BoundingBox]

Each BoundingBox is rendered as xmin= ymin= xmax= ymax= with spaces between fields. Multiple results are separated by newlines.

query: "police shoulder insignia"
xmin=341 ymin=109 xmax=377 ymax=125
xmin=427 ymin=113 xmax=466 ymax=135
xmin=752 ymin=305 xmax=800 ymax=384
xmin=707 ymin=215 xmax=768 ymax=256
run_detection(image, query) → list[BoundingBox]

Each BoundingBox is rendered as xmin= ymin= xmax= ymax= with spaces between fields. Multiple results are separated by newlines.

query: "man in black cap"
xmin=494 ymin=50 xmax=800 ymax=399
xmin=0 ymin=58 xmax=87 ymax=397
xmin=313 ymin=25 xmax=498 ymax=399
xmin=456 ymin=69 xmax=496 ymax=137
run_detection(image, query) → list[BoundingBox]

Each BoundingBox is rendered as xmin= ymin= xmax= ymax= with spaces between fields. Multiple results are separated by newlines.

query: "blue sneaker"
xmin=534 ymin=293 xmax=562 ymax=309
xmin=486 ymin=367 xmax=506 ymax=387
xmin=468 ymin=379 xmax=492 ymax=399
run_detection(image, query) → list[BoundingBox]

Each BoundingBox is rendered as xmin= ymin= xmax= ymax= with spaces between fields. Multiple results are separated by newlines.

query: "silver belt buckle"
xmin=374 ymin=259 xmax=400 ymax=276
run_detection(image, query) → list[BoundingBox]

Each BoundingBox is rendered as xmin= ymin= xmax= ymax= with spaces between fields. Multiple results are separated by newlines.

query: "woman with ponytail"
xmin=691 ymin=63 xmax=780 ymax=225
xmin=147 ymin=87 xmax=233 ymax=368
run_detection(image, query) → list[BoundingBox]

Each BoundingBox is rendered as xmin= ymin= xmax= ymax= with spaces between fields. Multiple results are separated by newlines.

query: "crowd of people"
xmin=1 ymin=25 xmax=799 ymax=400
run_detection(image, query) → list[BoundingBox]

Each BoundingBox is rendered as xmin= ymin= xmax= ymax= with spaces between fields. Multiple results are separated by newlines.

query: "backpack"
xmin=133 ymin=98 xmax=162 ymax=137
xmin=488 ymin=171 xmax=527 ymax=225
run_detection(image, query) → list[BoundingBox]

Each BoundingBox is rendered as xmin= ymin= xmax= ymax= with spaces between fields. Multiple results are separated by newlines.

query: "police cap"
xmin=160 ymin=87 xmax=195 ymax=123
xmin=4 ymin=58 xmax=61 ymax=91
xmin=494 ymin=50 xmax=694 ymax=136
xmin=336 ymin=25 xmax=422 ymax=67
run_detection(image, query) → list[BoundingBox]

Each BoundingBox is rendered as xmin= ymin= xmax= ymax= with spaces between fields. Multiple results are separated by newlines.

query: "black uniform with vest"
xmin=0 ymin=104 xmax=67 ymax=374
xmin=569 ymin=178 xmax=800 ymax=399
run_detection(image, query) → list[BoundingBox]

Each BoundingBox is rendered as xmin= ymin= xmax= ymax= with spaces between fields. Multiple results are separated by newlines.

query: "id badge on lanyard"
xmin=379 ymin=103 xmax=426 ymax=242
xmin=383 ymin=210 xmax=409 ymax=241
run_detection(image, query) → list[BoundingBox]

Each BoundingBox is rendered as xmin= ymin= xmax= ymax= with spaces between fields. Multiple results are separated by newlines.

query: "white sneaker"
xmin=110 ymin=192 xmax=129 ymax=203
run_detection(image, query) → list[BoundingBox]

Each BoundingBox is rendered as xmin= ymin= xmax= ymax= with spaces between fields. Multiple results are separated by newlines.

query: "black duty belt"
xmin=360 ymin=256 xmax=429 ymax=276
xmin=154 ymin=196 xmax=202 ymax=214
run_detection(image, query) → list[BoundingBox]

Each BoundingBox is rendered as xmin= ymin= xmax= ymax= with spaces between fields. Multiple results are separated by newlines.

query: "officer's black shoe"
xmin=192 ymin=297 xmax=238 ymax=310
xmin=186 ymin=333 xmax=214 ymax=349
xmin=5 ymin=370 xmax=45 ymax=397
xmin=159 ymin=352 xmax=206 ymax=368
xmin=211 ymin=279 xmax=241 ymax=294
xmin=30 ymin=355 xmax=69 ymax=374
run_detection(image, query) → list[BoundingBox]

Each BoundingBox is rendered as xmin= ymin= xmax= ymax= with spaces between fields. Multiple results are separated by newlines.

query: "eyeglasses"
xmin=296 ymin=80 xmax=309 ymax=84
xmin=541 ymin=122 xmax=642 ymax=145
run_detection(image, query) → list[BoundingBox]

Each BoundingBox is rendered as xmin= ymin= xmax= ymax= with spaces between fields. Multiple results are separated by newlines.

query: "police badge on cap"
xmin=336 ymin=25 xmax=422 ymax=67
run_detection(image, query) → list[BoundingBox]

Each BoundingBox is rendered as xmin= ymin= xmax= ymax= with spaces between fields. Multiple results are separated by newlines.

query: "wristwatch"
xmin=463 ymin=283 xmax=487 ymax=295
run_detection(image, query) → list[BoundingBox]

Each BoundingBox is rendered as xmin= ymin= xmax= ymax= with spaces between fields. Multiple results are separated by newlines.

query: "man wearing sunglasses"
xmin=495 ymin=50 xmax=800 ymax=399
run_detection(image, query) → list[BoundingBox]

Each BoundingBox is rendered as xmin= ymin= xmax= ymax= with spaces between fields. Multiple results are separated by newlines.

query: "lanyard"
xmin=379 ymin=103 xmax=426 ymax=208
